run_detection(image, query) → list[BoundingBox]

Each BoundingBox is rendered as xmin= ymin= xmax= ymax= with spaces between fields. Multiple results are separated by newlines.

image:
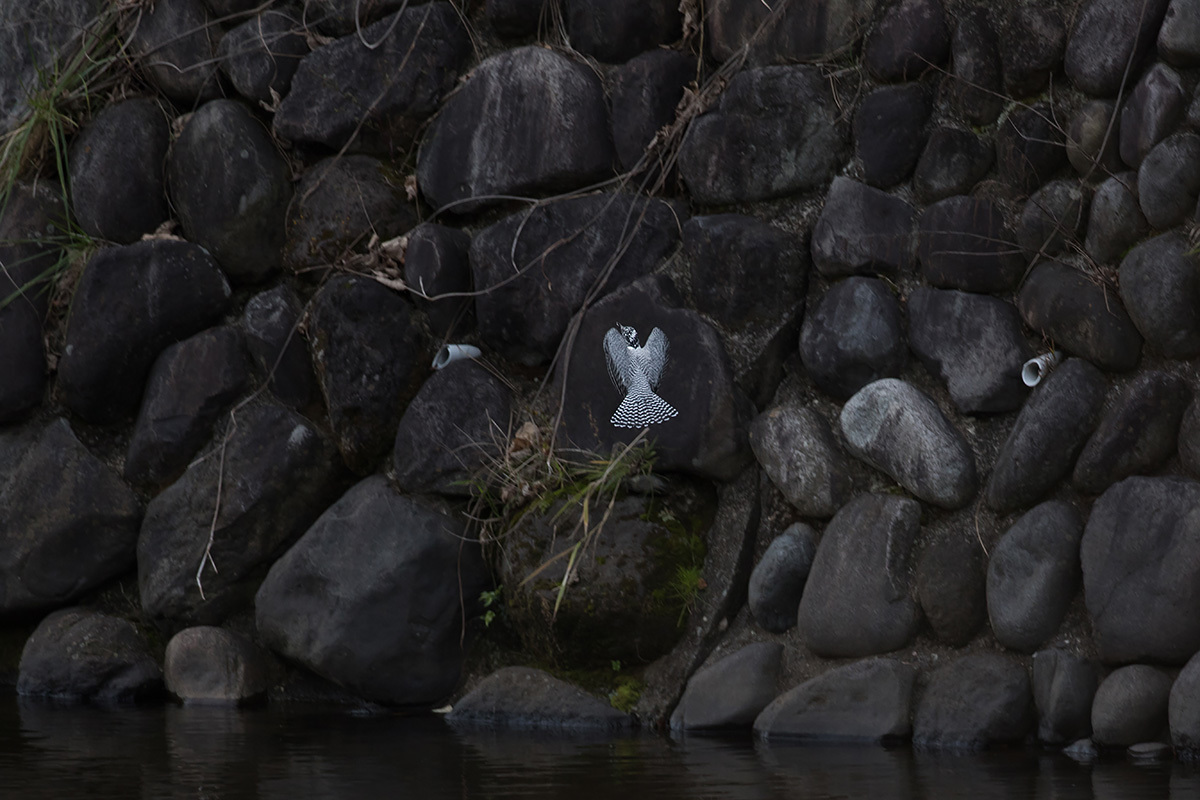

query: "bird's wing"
xmin=641 ymin=327 xmax=670 ymax=389
xmin=603 ymin=327 xmax=633 ymax=391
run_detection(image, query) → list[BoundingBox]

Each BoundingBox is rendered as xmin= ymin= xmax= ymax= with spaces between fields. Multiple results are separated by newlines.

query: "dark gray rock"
xmin=1073 ymin=371 xmax=1189 ymax=494
xmin=558 ymin=276 xmax=752 ymax=482
xmin=137 ymin=403 xmax=346 ymax=624
xmin=301 ymin=0 xmax=408 ymax=36
xmin=1182 ymin=395 xmax=1200 ymax=478
xmin=0 ymin=180 xmax=62 ymax=319
xmin=917 ymin=534 xmax=985 ymax=646
xmin=403 ymin=222 xmax=473 ymax=339
xmin=1067 ymin=100 xmax=1123 ymax=178
xmin=1091 ymin=665 xmax=1173 ymax=747
xmin=0 ymin=418 xmax=140 ymax=613
xmin=811 ymin=177 xmax=916 ymax=277
xmin=1120 ymin=233 xmax=1200 ymax=357
xmin=486 ymin=0 xmax=542 ymax=38
xmin=58 ymin=240 xmax=233 ymax=424
xmin=1018 ymin=179 xmax=1090 ymax=258
xmin=470 ymin=193 xmax=679 ymax=366
xmin=1084 ymin=173 xmax=1149 ymax=264
xmin=985 ymin=358 xmax=1108 ymax=515
xmin=986 ymin=501 xmax=1083 ymax=652
xmin=68 ymin=98 xmax=169 ymax=243
xmin=1160 ymin=0 xmax=1200 ymax=67
xmin=754 ymin=658 xmax=915 ymax=742
xmin=1000 ymin=5 xmax=1067 ymax=98
xmin=206 ymin=0 xmax=266 ymax=14
xmin=448 ymin=667 xmax=632 ymax=731
xmin=1017 ymin=260 xmax=1143 ymax=372
xmin=1170 ymin=649 xmax=1200 ymax=752
xmin=241 ymin=285 xmax=317 ymax=410
xmin=1064 ymin=738 xmax=1100 ymax=761
xmin=392 ymin=360 xmax=511 ymax=496
xmin=257 ymin=475 xmax=486 ymax=707
xmin=416 ymin=45 xmax=612 ymax=212
xmin=1120 ymin=63 xmax=1186 ymax=168
xmin=918 ymin=195 xmax=1022 ymax=293
xmin=275 ymin=3 xmax=468 ymax=152
xmin=164 ymin=626 xmax=271 ymax=704
xmin=864 ymin=0 xmax=949 ymax=82
xmin=907 ymin=288 xmax=1033 ymax=414
xmin=678 ymin=65 xmax=847 ymax=204
xmin=671 ymin=642 xmax=783 ymax=731
xmin=217 ymin=9 xmax=308 ymax=104
xmin=1033 ymin=648 xmax=1099 ymax=744
xmin=498 ymin=485 xmax=715 ymax=668
xmin=912 ymin=127 xmax=994 ymax=203
xmin=282 ymin=155 xmax=414 ymax=271
xmin=996 ymin=103 xmax=1067 ymax=194
xmin=913 ymin=653 xmax=1034 ymax=751
xmin=750 ymin=404 xmax=851 ymax=518
xmin=609 ymin=49 xmax=693 ymax=173
xmin=168 ymin=99 xmax=291 ymax=284
xmin=681 ymin=213 xmax=807 ymax=405
xmin=949 ymin=7 xmax=1003 ymax=126
xmin=800 ymin=277 xmax=907 ymax=400
xmin=1081 ymin=475 xmax=1200 ymax=664
xmin=17 ymin=608 xmax=161 ymax=702
xmin=840 ymin=379 xmax=977 ymax=509
xmin=796 ymin=494 xmax=921 ymax=658
xmin=705 ymin=0 xmax=878 ymax=64
xmin=124 ymin=326 xmax=250 ymax=489
xmin=749 ymin=523 xmax=819 ymax=634
xmin=1138 ymin=132 xmax=1200 ymax=228
xmin=1064 ymin=0 xmax=1170 ymax=96
xmin=854 ymin=83 xmax=931 ymax=188
xmin=127 ymin=0 xmax=221 ymax=103
xmin=0 ymin=303 xmax=42 ymax=422
xmin=309 ymin=274 xmax=425 ymax=475
xmin=566 ymin=0 xmax=681 ymax=63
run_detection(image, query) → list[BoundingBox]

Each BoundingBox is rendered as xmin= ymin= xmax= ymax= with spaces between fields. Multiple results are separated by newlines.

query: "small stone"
xmin=1170 ymin=649 xmax=1200 ymax=751
xmin=800 ymin=277 xmax=907 ymax=401
xmin=671 ymin=642 xmax=783 ymax=731
xmin=1064 ymin=738 xmax=1099 ymax=761
xmin=854 ymin=83 xmax=931 ymax=188
xmin=127 ymin=0 xmax=220 ymax=103
xmin=1138 ymin=132 xmax=1200 ymax=229
xmin=448 ymin=667 xmax=632 ymax=731
xmin=1119 ymin=234 xmax=1200 ymax=358
xmin=863 ymin=0 xmax=949 ymax=82
xmin=1018 ymin=179 xmax=1090 ymax=258
xmin=912 ymin=127 xmax=994 ymax=203
xmin=811 ymin=176 xmax=916 ymax=278
xmin=403 ymin=223 xmax=474 ymax=340
xmin=1067 ymin=99 xmax=1123 ymax=178
xmin=1084 ymin=173 xmax=1149 ymax=264
xmin=1034 ymin=648 xmax=1100 ymax=745
xmin=985 ymin=358 xmax=1108 ymax=515
xmin=840 ymin=378 xmax=978 ymax=509
xmin=1160 ymin=0 xmax=1200 ymax=67
xmin=996 ymin=103 xmax=1067 ymax=194
xmin=1120 ymin=63 xmax=1186 ymax=168
xmin=241 ymin=285 xmax=317 ymax=410
xmin=609 ymin=49 xmax=693 ymax=173
xmin=217 ymin=9 xmax=308 ymax=104
xmin=486 ymin=0 xmax=542 ymax=38
xmin=165 ymin=626 xmax=271 ymax=704
xmin=1092 ymin=665 xmax=1173 ymax=748
xmin=748 ymin=523 xmax=819 ymax=633
xmin=750 ymin=404 xmax=852 ymax=518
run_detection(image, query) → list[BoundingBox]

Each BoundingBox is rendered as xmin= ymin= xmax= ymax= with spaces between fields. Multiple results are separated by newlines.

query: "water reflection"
xmin=2 ymin=696 xmax=1200 ymax=799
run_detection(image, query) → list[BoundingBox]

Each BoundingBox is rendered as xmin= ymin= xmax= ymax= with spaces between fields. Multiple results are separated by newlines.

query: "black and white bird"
xmin=603 ymin=323 xmax=678 ymax=428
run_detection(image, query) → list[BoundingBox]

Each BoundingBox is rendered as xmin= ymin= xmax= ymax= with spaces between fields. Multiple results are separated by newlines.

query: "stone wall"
xmin=3 ymin=0 xmax=1200 ymax=758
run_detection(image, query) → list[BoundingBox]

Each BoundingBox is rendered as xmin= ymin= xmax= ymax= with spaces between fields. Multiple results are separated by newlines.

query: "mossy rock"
xmin=496 ymin=480 xmax=715 ymax=670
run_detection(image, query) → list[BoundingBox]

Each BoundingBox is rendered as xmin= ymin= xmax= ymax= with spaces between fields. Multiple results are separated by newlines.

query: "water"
xmin=1 ymin=695 xmax=1197 ymax=799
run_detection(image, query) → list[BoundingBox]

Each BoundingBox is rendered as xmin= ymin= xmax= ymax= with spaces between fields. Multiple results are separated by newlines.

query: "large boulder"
xmin=986 ymin=501 xmax=1083 ymax=652
xmin=1064 ymin=0 xmax=1170 ymax=96
xmin=907 ymin=288 xmax=1032 ymax=414
xmin=840 ymin=379 xmax=978 ymax=510
xmin=609 ymin=49 xmax=693 ymax=173
xmin=308 ymin=275 xmax=425 ymax=475
xmin=391 ymin=360 xmax=512 ymax=496
xmin=753 ymin=658 xmax=915 ymax=742
xmin=854 ymin=83 xmax=931 ymax=188
xmin=0 ymin=418 xmax=141 ymax=613
xmin=1033 ymin=648 xmax=1099 ymax=745
xmin=1000 ymin=5 xmax=1066 ymax=98
xmin=68 ymin=98 xmax=170 ymax=243
xmin=1138 ymin=132 xmax=1200 ymax=229
xmin=256 ymin=475 xmax=486 ymax=708
xmin=800 ymin=277 xmax=907 ymax=401
xmin=167 ymin=99 xmax=291 ymax=284
xmin=274 ymin=2 xmax=468 ymax=151
xmin=863 ymin=0 xmax=950 ymax=82
xmin=17 ymin=608 xmax=161 ymax=701
xmin=137 ymin=403 xmax=346 ymax=624
xmin=811 ymin=177 xmax=916 ymax=277
xmin=469 ymin=193 xmax=680 ymax=366
xmin=57 ymin=240 xmax=232 ymax=424
xmin=557 ymin=276 xmax=753 ymax=482
xmin=1081 ymin=475 xmax=1200 ymax=664
xmin=748 ymin=523 xmax=819 ymax=633
xmin=918 ymin=195 xmax=1022 ymax=293
xmin=447 ymin=667 xmax=632 ymax=731
xmin=1118 ymin=233 xmax=1200 ymax=358
xmin=1091 ymin=665 xmax=1173 ymax=747
xmin=797 ymin=494 xmax=921 ymax=658
xmin=1084 ymin=172 xmax=1149 ymax=264
xmin=913 ymin=653 xmax=1034 ymax=751
xmin=985 ymin=358 xmax=1107 ymax=515
xmin=416 ymin=45 xmax=612 ymax=212
xmin=1119 ymin=63 xmax=1186 ymax=168
xmin=671 ymin=642 xmax=783 ymax=731
xmin=749 ymin=403 xmax=852 ymax=519
xmin=678 ymin=65 xmax=847 ymax=204
xmin=217 ymin=9 xmax=308 ymax=104
xmin=126 ymin=0 xmax=221 ymax=103
xmin=566 ymin=0 xmax=681 ymax=63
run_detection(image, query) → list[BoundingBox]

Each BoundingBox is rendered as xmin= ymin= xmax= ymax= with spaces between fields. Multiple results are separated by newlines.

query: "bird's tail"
xmin=611 ymin=387 xmax=678 ymax=428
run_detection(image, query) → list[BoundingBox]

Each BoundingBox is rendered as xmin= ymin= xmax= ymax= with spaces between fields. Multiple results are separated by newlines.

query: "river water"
xmin=1 ymin=695 xmax=1196 ymax=798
